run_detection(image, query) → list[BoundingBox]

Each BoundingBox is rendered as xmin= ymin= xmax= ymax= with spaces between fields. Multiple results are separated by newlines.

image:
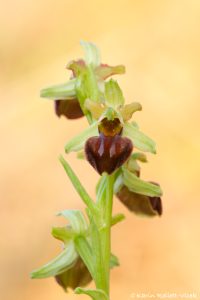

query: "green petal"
xmin=31 ymin=242 xmax=78 ymax=279
xmin=123 ymin=123 xmax=156 ymax=154
xmin=65 ymin=122 xmax=98 ymax=153
xmin=105 ymin=79 xmax=125 ymax=108
xmin=52 ymin=226 xmax=75 ymax=243
xmin=131 ymin=152 xmax=148 ymax=162
xmin=57 ymin=210 xmax=88 ymax=235
xmin=40 ymin=79 xmax=76 ymax=100
xmin=120 ymin=102 xmax=142 ymax=121
xmin=95 ymin=64 xmax=125 ymax=80
xmin=123 ymin=167 xmax=163 ymax=197
xmin=75 ymin=287 xmax=109 ymax=300
xmin=80 ymin=41 xmax=101 ymax=67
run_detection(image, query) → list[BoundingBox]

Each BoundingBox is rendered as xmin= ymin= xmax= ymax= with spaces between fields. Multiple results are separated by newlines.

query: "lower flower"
xmin=55 ymin=99 xmax=84 ymax=119
xmin=117 ymin=184 xmax=162 ymax=216
xmin=55 ymin=257 xmax=92 ymax=292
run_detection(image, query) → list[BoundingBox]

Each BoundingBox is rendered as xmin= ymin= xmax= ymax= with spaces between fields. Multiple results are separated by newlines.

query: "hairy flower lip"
xmin=85 ymin=133 xmax=133 ymax=175
xmin=55 ymin=99 xmax=84 ymax=119
xmin=55 ymin=257 xmax=92 ymax=292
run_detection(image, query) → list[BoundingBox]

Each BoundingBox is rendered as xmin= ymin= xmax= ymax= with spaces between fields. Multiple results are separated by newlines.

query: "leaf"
xmin=110 ymin=253 xmax=120 ymax=269
xmin=40 ymin=79 xmax=76 ymax=100
xmin=80 ymin=41 xmax=101 ymax=67
xmin=57 ymin=210 xmax=88 ymax=235
xmin=64 ymin=122 xmax=98 ymax=153
xmin=123 ymin=123 xmax=156 ymax=154
xmin=74 ymin=236 xmax=95 ymax=279
xmin=123 ymin=167 xmax=163 ymax=197
xmin=105 ymin=79 xmax=125 ymax=108
xmin=75 ymin=287 xmax=109 ymax=300
xmin=111 ymin=213 xmax=125 ymax=226
xmin=31 ymin=242 xmax=78 ymax=279
xmin=59 ymin=156 xmax=97 ymax=215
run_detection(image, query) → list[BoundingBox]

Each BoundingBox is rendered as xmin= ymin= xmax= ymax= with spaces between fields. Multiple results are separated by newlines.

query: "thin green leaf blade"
xmin=59 ymin=156 xmax=97 ymax=215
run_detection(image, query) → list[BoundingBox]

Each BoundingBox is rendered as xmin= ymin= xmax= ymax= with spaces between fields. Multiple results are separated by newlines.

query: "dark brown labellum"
xmin=85 ymin=133 xmax=133 ymax=174
xmin=54 ymin=99 xmax=84 ymax=119
xmin=55 ymin=257 xmax=92 ymax=292
xmin=117 ymin=185 xmax=162 ymax=216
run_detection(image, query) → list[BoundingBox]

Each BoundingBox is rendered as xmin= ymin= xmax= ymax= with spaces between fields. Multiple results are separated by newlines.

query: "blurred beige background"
xmin=1 ymin=0 xmax=200 ymax=299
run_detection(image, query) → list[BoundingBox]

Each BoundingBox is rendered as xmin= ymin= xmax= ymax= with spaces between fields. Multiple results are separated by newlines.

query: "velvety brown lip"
xmin=55 ymin=99 xmax=84 ymax=119
xmin=85 ymin=133 xmax=133 ymax=174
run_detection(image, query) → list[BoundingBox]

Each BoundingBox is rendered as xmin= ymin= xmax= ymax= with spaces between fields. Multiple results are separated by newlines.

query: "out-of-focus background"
xmin=1 ymin=1 xmax=200 ymax=299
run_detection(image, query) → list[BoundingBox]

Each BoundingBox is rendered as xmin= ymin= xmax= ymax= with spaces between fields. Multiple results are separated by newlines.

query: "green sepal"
xmin=65 ymin=122 xmax=98 ymax=153
xmin=123 ymin=123 xmax=156 ymax=154
xmin=57 ymin=210 xmax=88 ymax=235
xmin=80 ymin=40 xmax=101 ymax=68
xmin=105 ymin=79 xmax=125 ymax=108
xmin=122 ymin=167 xmax=163 ymax=197
xmin=40 ymin=79 xmax=76 ymax=100
xmin=31 ymin=241 xmax=78 ymax=279
xmin=75 ymin=287 xmax=109 ymax=300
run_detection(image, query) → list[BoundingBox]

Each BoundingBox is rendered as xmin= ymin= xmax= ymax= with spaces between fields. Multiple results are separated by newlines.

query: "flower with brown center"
xmin=85 ymin=118 xmax=133 ymax=174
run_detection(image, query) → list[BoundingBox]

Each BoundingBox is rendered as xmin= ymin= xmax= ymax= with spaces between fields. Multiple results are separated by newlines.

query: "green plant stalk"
xmin=98 ymin=173 xmax=114 ymax=296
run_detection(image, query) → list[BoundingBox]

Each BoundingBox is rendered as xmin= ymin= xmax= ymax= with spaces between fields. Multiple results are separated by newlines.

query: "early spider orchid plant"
xmin=31 ymin=41 xmax=163 ymax=300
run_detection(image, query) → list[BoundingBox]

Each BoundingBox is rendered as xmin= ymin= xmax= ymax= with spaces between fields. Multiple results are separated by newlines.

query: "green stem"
xmin=98 ymin=173 xmax=114 ymax=297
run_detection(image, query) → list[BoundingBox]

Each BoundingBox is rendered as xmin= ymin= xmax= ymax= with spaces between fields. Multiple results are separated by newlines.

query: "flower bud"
xmin=55 ymin=99 xmax=84 ymax=119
